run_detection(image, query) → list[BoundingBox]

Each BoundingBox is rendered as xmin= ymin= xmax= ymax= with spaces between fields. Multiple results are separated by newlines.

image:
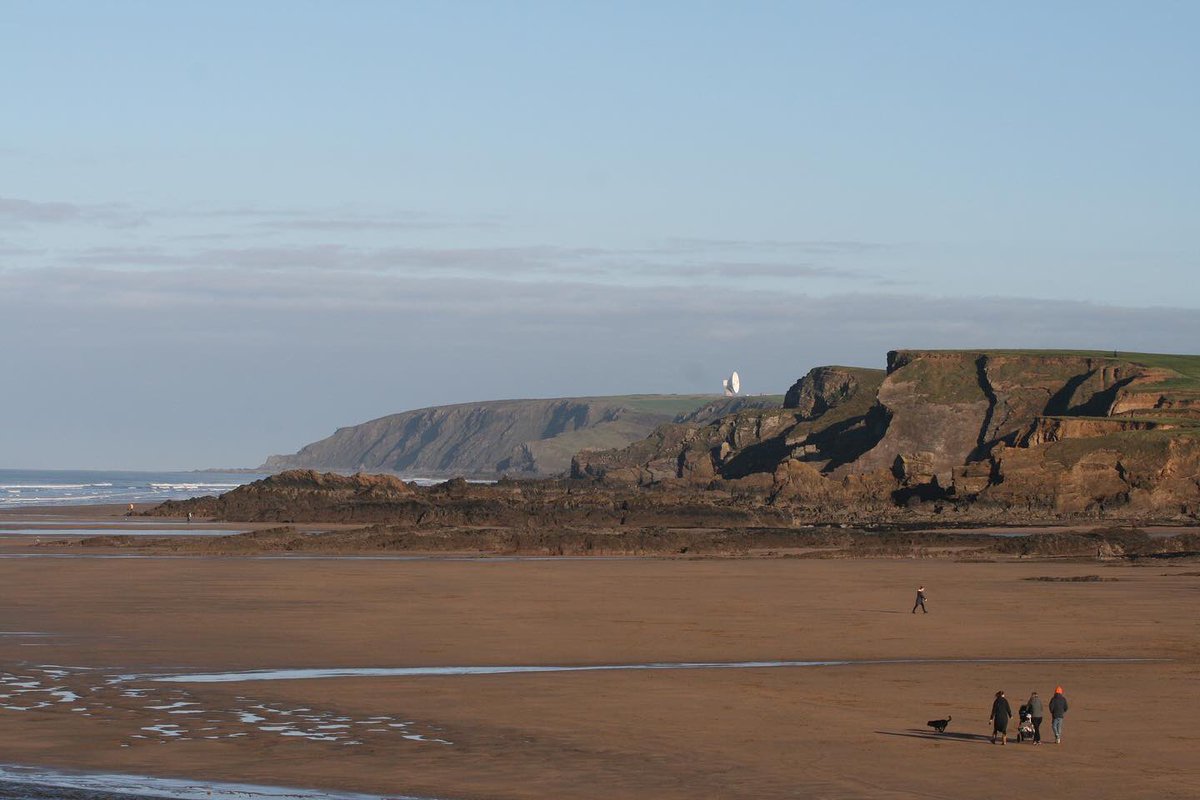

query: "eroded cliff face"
xmin=262 ymin=395 xmax=781 ymax=479
xmin=572 ymin=366 xmax=887 ymax=487
xmin=975 ymin=433 xmax=1200 ymax=516
xmin=574 ymin=351 xmax=1200 ymax=520
xmin=837 ymin=352 xmax=1169 ymax=482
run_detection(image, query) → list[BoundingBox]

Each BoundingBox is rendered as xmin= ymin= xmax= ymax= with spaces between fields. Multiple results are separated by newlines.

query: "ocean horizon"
xmin=0 ymin=468 xmax=267 ymax=508
xmin=0 ymin=468 xmax=476 ymax=508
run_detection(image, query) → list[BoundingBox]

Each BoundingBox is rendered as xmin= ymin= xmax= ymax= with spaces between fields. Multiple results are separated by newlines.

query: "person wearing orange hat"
xmin=1049 ymin=686 xmax=1069 ymax=744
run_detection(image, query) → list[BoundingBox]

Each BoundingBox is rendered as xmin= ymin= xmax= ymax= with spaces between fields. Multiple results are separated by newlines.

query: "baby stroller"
xmin=1016 ymin=704 xmax=1036 ymax=743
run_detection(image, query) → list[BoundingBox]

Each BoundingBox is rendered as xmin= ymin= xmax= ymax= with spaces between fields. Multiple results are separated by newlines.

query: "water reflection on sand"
xmin=0 ymin=528 xmax=238 ymax=537
xmin=0 ymin=764 xmax=436 ymax=800
xmin=0 ymin=666 xmax=451 ymax=748
xmin=136 ymin=656 xmax=1168 ymax=683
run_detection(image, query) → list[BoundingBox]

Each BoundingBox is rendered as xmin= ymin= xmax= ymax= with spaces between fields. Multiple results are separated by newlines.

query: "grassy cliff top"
xmin=818 ymin=365 xmax=888 ymax=376
xmin=370 ymin=394 xmax=763 ymax=419
xmin=891 ymin=349 xmax=1200 ymax=392
xmin=599 ymin=394 xmax=741 ymax=415
xmin=894 ymin=348 xmax=1197 ymax=366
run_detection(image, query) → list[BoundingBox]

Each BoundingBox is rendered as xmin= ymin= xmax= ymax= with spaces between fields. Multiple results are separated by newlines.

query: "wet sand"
xmin=1 ymin=520 xmax=1199 ymax=798
xmin=0 ymin=765 xmax=405 ymax=800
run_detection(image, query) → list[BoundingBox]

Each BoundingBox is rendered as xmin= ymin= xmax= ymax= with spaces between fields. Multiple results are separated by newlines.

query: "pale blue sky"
xmin=2 ymin=1 xmax=1198 ymax=468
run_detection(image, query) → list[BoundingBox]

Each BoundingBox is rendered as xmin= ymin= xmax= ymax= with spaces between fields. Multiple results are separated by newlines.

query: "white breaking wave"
xmin=149 ymin=483 xmax=243 ymax=490
xmin=0 ymin=483 xmax=114 ymax=489
xmin=0 ymin=470 xmax=265 ymax=508
xmin=2 ymin=494 xmax=113 ymax=505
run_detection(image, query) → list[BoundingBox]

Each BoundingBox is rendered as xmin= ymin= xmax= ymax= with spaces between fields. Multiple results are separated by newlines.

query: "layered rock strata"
xmin=574 ymin=351 xmax=1200 ymax=518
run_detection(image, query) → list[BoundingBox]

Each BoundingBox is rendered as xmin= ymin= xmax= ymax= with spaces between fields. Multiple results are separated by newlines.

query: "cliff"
xmin=574 ymin=350 xmax=1200 ymax=519
xmin=261 ymin=394 xmax=783 ymax=479
xmin=572 ymin=366 xmax=888 ymax=487
xmin=162 ymin=350 xmax=1200 ymax=529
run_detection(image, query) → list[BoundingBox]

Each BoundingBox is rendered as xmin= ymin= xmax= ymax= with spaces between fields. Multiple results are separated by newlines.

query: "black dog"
xmin=927 ymin=715 xmax=952 ymax=733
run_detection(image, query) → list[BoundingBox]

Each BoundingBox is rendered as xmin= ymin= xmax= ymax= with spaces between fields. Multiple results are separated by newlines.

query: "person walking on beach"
xmin=1025 ymin=691 xmax=1045 ymax=744
xmin=912 ymin=585 xmax=927 ymax=613
xmin=1049 ymin=686 xmax=1069 ymax=744
xmin=990 ymin=690 xmax=1013 ymax=745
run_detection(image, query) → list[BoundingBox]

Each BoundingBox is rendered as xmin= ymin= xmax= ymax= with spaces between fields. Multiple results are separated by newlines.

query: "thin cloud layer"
xmin=1 ymin=195 xmax=496 ymax=239
xmin=657 ymin=238 xmax=889 ymax=255
xmin=4 ymin=262 xmax=1197 ymax=469
xmin=4 ymin=263 xmax=1197 ymax=351
xmin=3 ymin=195 xmax=890 ymax=287
xmin=0 ymin=196 xmax=143 ymax=228
xmin=60 ymin=243 xmax=877 ymax=285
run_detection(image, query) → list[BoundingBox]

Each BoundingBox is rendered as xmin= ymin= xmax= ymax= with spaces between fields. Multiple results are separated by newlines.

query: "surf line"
xmin=0 ymin=763 xmax=438 ymax=800
xmin=129 ymin=657 xmax=1170 ymax=684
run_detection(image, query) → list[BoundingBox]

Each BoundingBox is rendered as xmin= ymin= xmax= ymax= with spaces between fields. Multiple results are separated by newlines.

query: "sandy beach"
xmin=1 ymin=509 xmax=1198 ymax=799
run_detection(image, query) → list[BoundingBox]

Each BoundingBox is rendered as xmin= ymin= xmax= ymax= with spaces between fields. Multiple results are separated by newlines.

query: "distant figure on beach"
xmin=1025 ymin=690 xmax=1044 ymax=744
xmin=912 ymin=585 xmax=927 ymax=613
xmin=990 ymin=690 xmax=1012 ymax=745
xmin=1049 ymin=686 xmax=1069 ymax=744
xmin=187 ymin=511 xmax=193 ymax=524
xmin=126 ymin=503 xmax=134 ymax=517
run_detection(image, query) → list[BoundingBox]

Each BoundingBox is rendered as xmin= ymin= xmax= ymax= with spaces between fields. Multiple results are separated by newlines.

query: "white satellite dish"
xmin=723 ymin=370 xmax=741 ymax=396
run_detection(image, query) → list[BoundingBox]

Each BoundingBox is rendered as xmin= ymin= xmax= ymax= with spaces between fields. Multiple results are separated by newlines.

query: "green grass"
xmin=892 ymin=356 xmax=985 ymax=403
xmin=823 ymin=365 xmax=887 ymax=376
xmin=600 ymin=394 xmax=784 ymax=416
xmin=899 ymin=349 xmax=1200 ymax=393
xmin=600 ymin=394 xmax=729 ymax=415
xmin=418 ymin=394 xmax=782 ymax=419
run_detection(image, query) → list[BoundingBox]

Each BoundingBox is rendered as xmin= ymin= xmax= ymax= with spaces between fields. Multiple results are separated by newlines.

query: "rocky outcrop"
xmin=1110 ymin=391 xmax=1200 ymax=419
xmin=974 ymin=433 xmax=1200 ymax=516
xmin=155 ymin=470 xmax=419 ymax=522
xmin=189 ymin=350 xmax=1200 ymax=527
xmin=783 ymin=366 xmax=870 ymax=417
xmin=262 ymin=395 xmax=779 ymax=479
xmin=575 ymin=350 xmax=1200 ymax=520
xmin=674 ymin=395 xmax=787 ymax=424
xmin=1023 ymin=416 xmax=1174 ymax=447
xmin=150 ymin=469 xmax=793 ymax=528
xmin=572 ymin=367 xmax=887 ymax=486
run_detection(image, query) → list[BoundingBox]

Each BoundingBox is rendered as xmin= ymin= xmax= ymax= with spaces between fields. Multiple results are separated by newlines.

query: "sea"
xmin=0 ymin=469 xmax=266 ymax=508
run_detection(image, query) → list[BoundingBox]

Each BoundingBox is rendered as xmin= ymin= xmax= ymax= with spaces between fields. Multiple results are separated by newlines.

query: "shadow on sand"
xmin=852 ymin=609 xmax=910 ymax=615
xmin=877 ymin=729 xmax=994 ymax=745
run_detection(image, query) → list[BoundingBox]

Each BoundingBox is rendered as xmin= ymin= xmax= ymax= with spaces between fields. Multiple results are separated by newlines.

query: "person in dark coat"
xmin=990 ymin=690 xmax=1013 ymax=745
xmin=1049 ymin=686 xmax=1069 ymax=744
xmin=912 ymin=585 xmax=927 ymax=613
xmin=1025 ymin=691 xmax=1045 ymax=744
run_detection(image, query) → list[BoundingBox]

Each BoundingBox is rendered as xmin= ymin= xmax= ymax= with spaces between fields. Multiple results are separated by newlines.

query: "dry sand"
xmin=1 ymin=520 xmax=1198 ymax=799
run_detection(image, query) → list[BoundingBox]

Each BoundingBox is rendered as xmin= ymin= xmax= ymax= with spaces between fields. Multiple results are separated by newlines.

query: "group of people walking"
xmin=990 ymin=687 xmax=1069 ymax=745
xmin=911 ymin=585 xmax=1072 ymax=747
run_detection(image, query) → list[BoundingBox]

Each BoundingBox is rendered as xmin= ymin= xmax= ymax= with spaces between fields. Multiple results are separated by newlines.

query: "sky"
xmin=2 ymin=1 xmax=1198 ymax=470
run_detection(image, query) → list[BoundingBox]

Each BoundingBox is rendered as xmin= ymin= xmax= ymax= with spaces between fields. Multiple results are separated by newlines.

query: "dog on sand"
xmin=926 ymin=715 xmax=952 ymax=734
